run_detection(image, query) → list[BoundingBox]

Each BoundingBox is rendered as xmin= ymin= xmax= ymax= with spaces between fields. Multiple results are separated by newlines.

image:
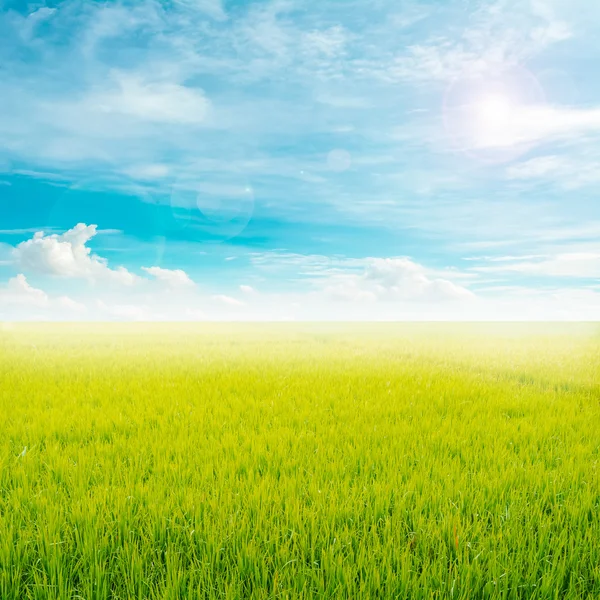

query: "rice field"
xmin=1 ymin=323 xmax=599 ymax=599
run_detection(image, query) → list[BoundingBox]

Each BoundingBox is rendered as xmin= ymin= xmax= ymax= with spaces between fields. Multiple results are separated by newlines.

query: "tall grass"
xmin=1 ymin=323 xmax=599 ymax=599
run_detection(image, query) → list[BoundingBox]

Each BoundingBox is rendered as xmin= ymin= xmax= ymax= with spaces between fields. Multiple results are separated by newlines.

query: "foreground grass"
xmin=0 ymin=323 xmax=599 ymax=599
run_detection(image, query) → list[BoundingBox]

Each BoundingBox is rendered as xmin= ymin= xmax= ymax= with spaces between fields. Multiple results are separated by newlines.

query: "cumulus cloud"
xmin=11 ymin=224 xmax=196 ymax=290
xmin=0 ymin=274 xmax=49 ymax=307
xmin=13 ymin=224 xmax=139 ymax=285
xmin=55 ymin=295 xmax=86 ymax=313
xmin=142 ymin=266 xmax=195 ymax=288
xmin=324 ymin=258 xmax=474 ymax=303
xmin=0 ymin=274 xmax=85 ymax=317
xmin=4 ymin=225 xmax=597 ymax=322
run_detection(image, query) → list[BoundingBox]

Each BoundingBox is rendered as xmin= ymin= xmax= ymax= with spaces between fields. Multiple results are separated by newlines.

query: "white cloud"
xmin=0 ymin=274 xmax=49 ymax=307
xmin=302 ymin=26 xmax=348 ymax=58
xmin=0 ymin=274 xmax=86 ymax=319
xmin=250 ymin=251 xmax=338 ymax=274
xmin=11 ymin=225 xmax=200 ymax=291
xmin=1 ymin=1 xmax=599 ymax=322
xmin=14 ymin=225 xmax=600 ymax=321
xmin=174 ymin=0 xmax=227 ymax=21
xmin=507 ymin=153 xmax=600 ymax=189
xmin=0 ymin=227 xmax=61 ymax=235
xmin=386 ymin=0 xmax=571 ymax=84
xmin=475 ymin=104 xmax=600 ymax=149
xmin=91 ymin=72 xmax=210 ymax=125
xmin=1 ymin=264 xmax=598 ymax=322
xmin=142 ymin=266 xmax=195 ymax=288
xmin=79 ymin=2 xmax=164 ymax=59
xmin=122 ymin=164 xmax=170 ymax=180
xmin=471 ymin=253 xmax=600 ymax=278
xmin=55 ymin=295 xmax=86 ymax=313
xmin=0 ymin=0 xmax=586 ymax=240
xmin=507 ymin=155 xmax=564 ymax=179
xmin=324 ymin=257 xmax=474 ymax=303
xmin=212 ymin=294 xmax=245 ymax=307
xmin=13 ymin=224 xmax=139 ymax=285
xmin=442 ymin=96 xmax=600 ymax=160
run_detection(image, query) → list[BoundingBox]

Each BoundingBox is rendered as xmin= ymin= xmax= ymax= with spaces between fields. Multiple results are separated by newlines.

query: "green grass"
xmin=1 ymin=323 xmax=599 ymax=599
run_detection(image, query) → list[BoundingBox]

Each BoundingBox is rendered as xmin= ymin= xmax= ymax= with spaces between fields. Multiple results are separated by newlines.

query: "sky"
xmin=1 ymin=0 xmax=600 ymax=321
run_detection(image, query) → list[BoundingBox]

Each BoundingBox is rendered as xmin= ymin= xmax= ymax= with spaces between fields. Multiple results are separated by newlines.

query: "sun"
xmin=472 ymin=93 xmax=517 ymax=147
xmin=443 ymin=65 xmax=546 ymax=162
xmin=476 ymin=93 xmax=513 ymax=124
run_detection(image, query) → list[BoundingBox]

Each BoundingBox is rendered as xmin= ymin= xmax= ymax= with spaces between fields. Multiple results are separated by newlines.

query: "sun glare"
xmin=476 ymin=93 xmax=513 ymax=125
xmin=472 ymin=92 xmax=518 ymax=147
xmin=443 ymin=66 xmax=545 ymax=162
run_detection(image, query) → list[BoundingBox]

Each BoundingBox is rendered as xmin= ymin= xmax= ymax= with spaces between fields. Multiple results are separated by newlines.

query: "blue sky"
xmin=1 ymin=0 xmax=600 ymax=320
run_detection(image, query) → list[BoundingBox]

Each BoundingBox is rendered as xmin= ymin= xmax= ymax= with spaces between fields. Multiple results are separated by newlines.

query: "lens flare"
xmin=169 ymin=174 xmax=255 ymax=244
xmin=443 ymin=65 xmax=546 ymax=163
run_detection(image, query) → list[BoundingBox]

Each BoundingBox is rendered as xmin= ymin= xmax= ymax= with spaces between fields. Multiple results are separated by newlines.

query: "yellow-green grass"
xmin=1 ymin=323 xmax=599 ymax=599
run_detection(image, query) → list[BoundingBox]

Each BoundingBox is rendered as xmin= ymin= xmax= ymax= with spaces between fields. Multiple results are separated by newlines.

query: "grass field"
xmin=1 ymin=323 xmax=599 ymax=599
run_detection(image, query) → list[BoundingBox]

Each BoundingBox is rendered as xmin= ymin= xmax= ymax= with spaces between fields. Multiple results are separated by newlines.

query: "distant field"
xmin=1 ymin=323 xmax=599 ymax=599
